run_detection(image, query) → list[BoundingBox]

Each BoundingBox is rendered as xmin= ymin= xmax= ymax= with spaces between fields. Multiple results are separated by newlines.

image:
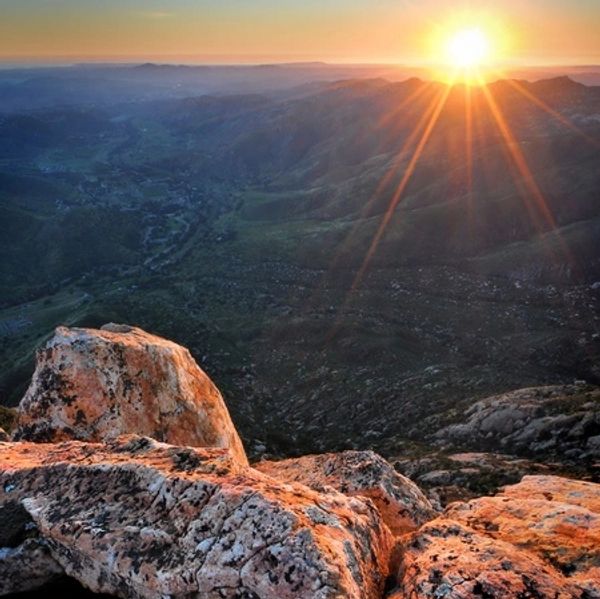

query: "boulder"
xmin=0 ymin=436 xmax=393 ymax=599
xmin=392 ymin=520 xmax=582 ymax=599
xmin=446 ymin=476 xmax=600 ymax=576
xmin=14 ymin=324 xmax=248 ymax=466
xmin=433 ymin=385 xmax=600 ymax=463
xmin=256 ymin=450 xmax=436 ymax=535
xmin=394 ymin=475 xmax=600 ymax=598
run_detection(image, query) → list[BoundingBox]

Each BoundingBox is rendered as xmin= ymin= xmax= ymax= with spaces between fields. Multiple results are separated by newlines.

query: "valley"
xmin=1 ymin=67 xmax=599 ymax=474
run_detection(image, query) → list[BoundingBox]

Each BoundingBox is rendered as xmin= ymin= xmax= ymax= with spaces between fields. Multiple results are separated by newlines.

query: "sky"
xmin=1 ymin=0 xmax=599 ymax=65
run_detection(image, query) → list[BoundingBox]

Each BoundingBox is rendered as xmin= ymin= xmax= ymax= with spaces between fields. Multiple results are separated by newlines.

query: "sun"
xmin=426 ymin=14 xmax=508 ymax=85
xmin=446 ymin=27 xmax=490 ymax=69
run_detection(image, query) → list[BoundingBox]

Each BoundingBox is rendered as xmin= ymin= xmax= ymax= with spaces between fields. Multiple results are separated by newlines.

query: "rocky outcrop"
xmin=434 ymin=385 xmax=600 ymax=463
xmin=0 ymin=436 xmax=393 ymax=599
xmin=256 ymin=451 xmax=437 ymax=535
xmin=14 ymin=324 xmax=248 ymax=466
xmin=4 ymin=326 xmax=600 ymax=598
xmin=394 ymin=475 xmax=600 ymax=598
xmin=393 ymin=520 xmax=583 ymax=598
xmin=446 ymin=476 xmax=600 ymax=577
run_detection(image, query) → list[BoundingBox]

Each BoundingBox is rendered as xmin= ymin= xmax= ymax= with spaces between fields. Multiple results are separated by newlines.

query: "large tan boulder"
xmin=256 ymin=450 xmax=437 ymax=535
xmin=0 ymin=436 xmax=393 ymax=599
xmin=14 ymin=324 xmax=248 ymax=466
xmin=394 ymin=475 xmax=600 ymax=598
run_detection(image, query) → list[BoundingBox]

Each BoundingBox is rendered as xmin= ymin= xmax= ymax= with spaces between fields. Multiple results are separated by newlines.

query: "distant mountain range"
xmin=1 ymin=62 xmax=600 ymax=112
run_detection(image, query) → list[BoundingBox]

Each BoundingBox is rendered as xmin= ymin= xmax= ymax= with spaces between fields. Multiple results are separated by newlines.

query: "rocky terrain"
xmin=1 ymin=324 xmax=599 ymax=598
xmin=1 ymin=76 xmax=599 ymax=470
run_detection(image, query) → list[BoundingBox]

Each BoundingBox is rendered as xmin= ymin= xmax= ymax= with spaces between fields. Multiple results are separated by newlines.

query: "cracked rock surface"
xmin=0 ymin=435 xmax=393 ymax=599
xmin=13 ymin=324 xmax=248 ymax=466
xmin=256 ymin=451 xmax=437 ymax=535
xmin=393 ymin=475 xmax=600 ymax=598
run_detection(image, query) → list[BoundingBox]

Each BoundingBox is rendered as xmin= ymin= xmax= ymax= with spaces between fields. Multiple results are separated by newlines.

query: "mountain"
xmin=0 ymin=74 xmax=599 ymax=464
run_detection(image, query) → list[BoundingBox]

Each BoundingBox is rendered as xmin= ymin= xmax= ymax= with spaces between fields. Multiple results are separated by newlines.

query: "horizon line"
xmin=0 ymin=55 xmax=599 ymax=70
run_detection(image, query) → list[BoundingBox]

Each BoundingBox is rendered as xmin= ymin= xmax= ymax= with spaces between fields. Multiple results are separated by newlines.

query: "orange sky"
xmin=1 ymin=1 xmax=599 ymax=65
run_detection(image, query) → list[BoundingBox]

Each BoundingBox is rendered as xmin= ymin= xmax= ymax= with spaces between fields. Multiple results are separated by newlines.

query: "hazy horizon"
xmin=2 ymin=0 xmax=600 ymax=67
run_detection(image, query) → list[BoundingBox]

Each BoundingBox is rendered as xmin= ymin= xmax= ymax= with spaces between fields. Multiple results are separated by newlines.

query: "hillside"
xmin=0 ymin=75 xmax=599 ymax=461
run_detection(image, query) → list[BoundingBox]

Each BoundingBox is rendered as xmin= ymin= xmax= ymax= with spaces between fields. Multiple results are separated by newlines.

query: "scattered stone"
xmin=394 ymin=450 xmax=555 ymax=508
xmin=257 ymin=450 xmax=437 ymax=535
xmin=14 ymin=325 xmax=248 ymax=466
xmin=434 ymin=385 xmax=600 ymax=464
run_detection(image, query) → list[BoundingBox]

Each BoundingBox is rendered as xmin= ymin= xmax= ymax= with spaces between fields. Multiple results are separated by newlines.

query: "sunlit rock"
xmin=446 ymin=475 xmax=600 ymax=576
xmin=393 ymin=475 xmax=600 ymax=598
xmin=256 ymin=450 xmax=437 ymax=535
xmin=392 ymin=519 xmax=582 ymax=599
xmin=14 ymin=324 xmax=248 ymax=466
xmin=0 ymin=436 xmax=393 ymax=599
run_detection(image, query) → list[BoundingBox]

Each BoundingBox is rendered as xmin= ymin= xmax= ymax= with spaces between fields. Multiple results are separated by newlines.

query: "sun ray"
xmin=479 ymin=77 xmax=577 ymax=268
xmin=465 ymin=82 xmax=474 ymax=201
xmin=302 ymin=82 xmax=451 ymax=325
xmin=376 ymin=80 xmax=433 ymax=131
xmin=323 ymin=83 xmax=442 ymax=275
xmin=498 ymin=74 xmax=600 ymax=148
xmin=351 ymin=81 xmax=454 ymax=291
xmin=479 ymin=79 xmax=556 ymax=230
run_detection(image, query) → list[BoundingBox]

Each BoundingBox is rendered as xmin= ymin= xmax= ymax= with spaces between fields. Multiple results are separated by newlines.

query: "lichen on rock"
xmin=256 ymin=450 xmax=437 ymax=535
xmin=13 ymin=324 xmax=248 ymax=466
xmin=394 ymin=475 xmax=600 ymax=598
xmin=0 ymin=436 xmax=393 ymax=599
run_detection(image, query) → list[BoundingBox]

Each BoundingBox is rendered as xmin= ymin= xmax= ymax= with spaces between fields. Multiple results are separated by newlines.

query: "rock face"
xmin=0 ymin=537 xmax=64 ymax=595
xmin=0 ymin=436 xmax=393 ymax=599
xmin=256 ymin=451 xmax=437 ymax=536
xmin=395 ymin=475 xmax=600 ymax=598
xmin=446 ymin=476 xmax=600 ymax=578
xmin=14 ymin=324 xmax=248 ymax=466
xmin=394 ymin=520 xmax=583 ymax=599
xmin=0 ymin=428 xmax=8 ymax=442
xmin=434 ymin=385 xmax=600 ymax=463
xmin=4 ymin=326 xmax=600 ymax=598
